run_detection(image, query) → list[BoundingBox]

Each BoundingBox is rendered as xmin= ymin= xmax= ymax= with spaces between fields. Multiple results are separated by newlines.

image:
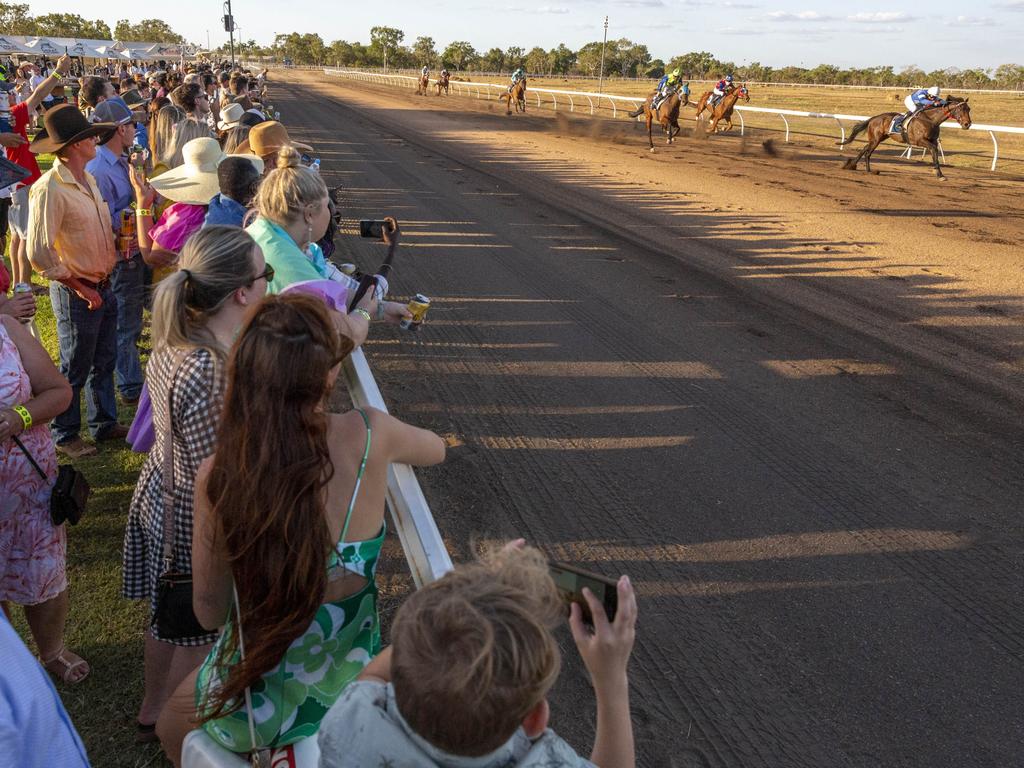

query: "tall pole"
xmin=597 ymin=16 xmax=609 ymax=106
xmin=225 ymin=0 xmax=236 ymax=67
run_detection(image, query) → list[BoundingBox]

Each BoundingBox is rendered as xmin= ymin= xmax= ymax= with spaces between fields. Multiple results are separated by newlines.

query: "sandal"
xmin=41 ymin=646 xmax=90 ymax=685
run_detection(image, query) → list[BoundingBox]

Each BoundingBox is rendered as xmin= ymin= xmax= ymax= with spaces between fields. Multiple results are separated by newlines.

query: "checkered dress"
xmin=122 ymin=346 xmax=223 ymax=646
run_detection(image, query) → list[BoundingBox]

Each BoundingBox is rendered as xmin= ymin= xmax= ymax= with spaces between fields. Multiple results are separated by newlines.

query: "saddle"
xmin=889 ymin=111 xmax=920 ymax=135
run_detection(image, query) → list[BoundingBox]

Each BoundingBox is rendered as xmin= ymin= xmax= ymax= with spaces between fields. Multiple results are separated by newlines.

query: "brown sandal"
xmin=41 ymin=646 xmax=90 ymax=684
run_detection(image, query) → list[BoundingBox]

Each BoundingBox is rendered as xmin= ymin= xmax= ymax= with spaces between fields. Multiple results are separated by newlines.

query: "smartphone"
xmin=359 ymin=219 xmax=389 ymax=239
xmin=548 ymin=561 xmax=619 ymax=626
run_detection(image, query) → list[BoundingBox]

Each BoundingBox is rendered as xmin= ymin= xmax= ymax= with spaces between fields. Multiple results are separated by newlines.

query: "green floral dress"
xmin=195 ymin=410 xmax=384 ymax=751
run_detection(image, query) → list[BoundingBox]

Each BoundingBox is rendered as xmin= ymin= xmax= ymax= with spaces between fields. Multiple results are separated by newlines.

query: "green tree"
xmin=113 ymin=18 xmax=184 ymax=43
xmin=412 ymin=36 xmax=437 ymax=67
xmin=645 ymin=59 xmax=665 ymax=79
xmin=441 ymin=40 xmax=476 ymax=71
xmin=0 ymin=3 xmax=36 ymax=35
xmin=34 ymin=13 xmax=110 ymax=39
xmin=369 ymin=26 xmax=404 ymax=69
xmin=615 ymin=39 xmax=650 ymax=78
xmin=525 ymin=46 xmax=550 ymax=75
xmin=480 ymin=47 xmax=505 ymax=72
xmin=668 ymin=51 xmax=721 ymax=78
xmin=574 ymin=41 xmax=606 ymax=76
xmin=505 ymin=46 xmax=524 ymax=67
xmin=548 ymin=43 xmax=575 ymax=74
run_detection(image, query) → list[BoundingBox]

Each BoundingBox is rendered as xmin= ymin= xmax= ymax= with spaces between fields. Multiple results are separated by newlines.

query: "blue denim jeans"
xmin=50 ymin=281 xmax=119 ymax=444
xmin=111 ymin=253 xmax=145 ymax=400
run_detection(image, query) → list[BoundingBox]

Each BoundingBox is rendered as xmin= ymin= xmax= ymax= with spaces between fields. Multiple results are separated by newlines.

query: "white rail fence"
xmin=325 ymin=69 xmax=1024 ymax=171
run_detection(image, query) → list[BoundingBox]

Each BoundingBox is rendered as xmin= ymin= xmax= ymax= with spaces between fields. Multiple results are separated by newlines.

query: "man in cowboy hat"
xmin=26 ymin=103 xmax=126 ymax=457
xmin=86 ymin=99 xmax=147 ymax=406
xmin=217 ymin=102 xmax=245 ymax=134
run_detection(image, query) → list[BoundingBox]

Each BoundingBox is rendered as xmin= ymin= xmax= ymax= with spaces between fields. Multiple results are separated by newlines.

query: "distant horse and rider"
xmin=416 ymin=64 xmax=430 ymax=96
xmin=436 ymin=68 xmax=450 ymax=96
xmin=694 ymin=76 xmax=750 ymax=133
xmin=502 ymin=65 xmax=527 ymax=115
xmin=839 ymin=88 xmax=972 ymax=179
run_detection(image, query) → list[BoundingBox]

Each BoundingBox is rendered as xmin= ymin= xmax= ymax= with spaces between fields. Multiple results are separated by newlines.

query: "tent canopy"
xmin=0 ymin=35 xmax=185 ymax=60
xmin=0 ymin=35 xmax=35 ymax=55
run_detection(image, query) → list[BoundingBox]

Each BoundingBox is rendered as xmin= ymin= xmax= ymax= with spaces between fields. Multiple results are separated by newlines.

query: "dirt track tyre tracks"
xmin=278 ymin=75 xmax=1024 ymax=767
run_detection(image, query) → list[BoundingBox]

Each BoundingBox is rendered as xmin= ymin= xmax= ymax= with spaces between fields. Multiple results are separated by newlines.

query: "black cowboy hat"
xmin=30 ymin=103 xmax=116 ymax=155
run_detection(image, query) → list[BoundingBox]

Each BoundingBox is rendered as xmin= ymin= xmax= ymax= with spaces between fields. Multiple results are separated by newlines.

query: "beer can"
xmin=12 ymin=282 xmax=39 ymax=337
xmin=400 ymin=294 xmax=431 ymax=331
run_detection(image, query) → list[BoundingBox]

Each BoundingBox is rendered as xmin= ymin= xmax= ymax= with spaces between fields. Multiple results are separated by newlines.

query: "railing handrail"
xmin=342 ymin=348 xmax=453 ymax=587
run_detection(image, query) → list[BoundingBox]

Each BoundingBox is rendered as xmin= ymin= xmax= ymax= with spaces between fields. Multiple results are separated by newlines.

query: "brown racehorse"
xmin=630 ymin=91 xmax=684 ymax=151
xmin=416 ymin=73 xmax=430 ymax=96
xmin=695 ymin=85 xmax=749 ymax=133
xmin=839 ymin=96 xmax=971 ymax=179
xmin=436 ymin=72 xmax=450 ymax=96
xmin=501 ymin=79 xmax=527 ymax=115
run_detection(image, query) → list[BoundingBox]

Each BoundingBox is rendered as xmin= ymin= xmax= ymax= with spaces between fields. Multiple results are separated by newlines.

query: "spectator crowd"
xmin=0 ymin=54 xmax=638 ymax=768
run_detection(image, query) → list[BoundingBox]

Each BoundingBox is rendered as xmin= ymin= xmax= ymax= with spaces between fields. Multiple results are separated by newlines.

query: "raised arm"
xmin=25 ymin=54 xmax=71 ymax=114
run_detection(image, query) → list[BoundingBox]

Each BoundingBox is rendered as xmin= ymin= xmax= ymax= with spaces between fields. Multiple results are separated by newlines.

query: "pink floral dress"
xmin=0 ymin=322 xmax=66 ymax=605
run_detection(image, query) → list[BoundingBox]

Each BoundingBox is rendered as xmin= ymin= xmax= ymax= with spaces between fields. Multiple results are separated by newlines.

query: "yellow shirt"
xmin=27 ymin=158 xmax=117 ymax=282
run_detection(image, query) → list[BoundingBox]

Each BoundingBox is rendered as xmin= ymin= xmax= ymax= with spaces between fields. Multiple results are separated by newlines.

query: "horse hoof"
xmin=650 ymin=147 xmax=656 ymax=153
xmin=870 ymin=170 xmax=880 ymax=175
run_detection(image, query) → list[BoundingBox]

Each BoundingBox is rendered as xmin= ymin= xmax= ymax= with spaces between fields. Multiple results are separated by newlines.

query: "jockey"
xmin=711 ymin=74 xmax=734 ymax=106
xmin=653 ymin=67 xmax=683 ymax=109
xmin=892 ymin=86 xmax=945 ymax=132
xmin=509 ymin=66 xmax=526 ymax=93
xmin=440 ymin=68 xmax=449 ymax=79
xmin=421 ymin=64 xmax=430 ymax=80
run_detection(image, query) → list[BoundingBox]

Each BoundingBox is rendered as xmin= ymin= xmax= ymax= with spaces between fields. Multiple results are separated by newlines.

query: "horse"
xmin=629 ymin=90 xmax=685 ymax=151
xmin=436 ymin=72 xmax=450 ymax=96
xmin=501 ymin=79 xmax=527 ymax=115
xmin=416 ymin=73 xmax=430 ymax=96
xmin=839 ymin=97 xmax=971 ymax=179
xmin=696 ymin=86 xmax=749 ymax=133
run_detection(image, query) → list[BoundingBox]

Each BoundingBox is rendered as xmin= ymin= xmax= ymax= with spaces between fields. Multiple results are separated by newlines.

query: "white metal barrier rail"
xmin=342 ymin=349 xmax=453 ymax=587
xmin=325 ymin=68 xmax=1024 ymax=171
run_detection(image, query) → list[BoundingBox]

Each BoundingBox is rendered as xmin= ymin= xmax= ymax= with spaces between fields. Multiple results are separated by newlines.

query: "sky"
xmin=23 ymin=0 xmax=1024 ymax=70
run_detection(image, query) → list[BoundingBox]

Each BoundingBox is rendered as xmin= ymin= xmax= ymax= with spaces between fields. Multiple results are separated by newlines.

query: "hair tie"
xmin=181 ymin=268 xmax=192 ymax=281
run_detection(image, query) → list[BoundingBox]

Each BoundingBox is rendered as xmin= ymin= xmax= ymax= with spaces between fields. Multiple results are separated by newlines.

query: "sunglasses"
xmin=252 ymin=263 xmax=274 ymax=284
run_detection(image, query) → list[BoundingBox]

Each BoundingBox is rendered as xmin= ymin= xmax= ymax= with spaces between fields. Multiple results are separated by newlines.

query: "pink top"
xmin=150 ymin=202 xmax=207 ymax=253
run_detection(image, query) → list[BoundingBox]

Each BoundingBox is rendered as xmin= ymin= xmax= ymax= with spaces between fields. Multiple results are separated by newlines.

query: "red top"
xmin=7 ymin=102 xmax=42 ymax=188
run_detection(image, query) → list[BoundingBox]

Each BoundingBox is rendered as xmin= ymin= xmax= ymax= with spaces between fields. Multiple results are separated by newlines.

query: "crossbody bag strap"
xmin=11 ymin=435 xmax=47 ymax=481
xmin=161 ymin=349 xmax=190 ymax=572
xmin=338 ymin=408 xmax=372 ymax=546
xmin=233 ymin=582 xmax=266 ymax=766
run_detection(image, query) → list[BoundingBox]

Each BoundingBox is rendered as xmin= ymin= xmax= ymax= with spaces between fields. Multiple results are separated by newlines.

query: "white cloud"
xmin=719 ymin=26 xmax=762 ymax=34
xmin=614 ymin=0 xmax=665 ymax=6
xmin=537 ymin=6 xmax=570 ymax=13
xmin=847 ymin=12 xmax=916 ymax=23
xmin=766 ymin=10 xmax=833 ymax=21
xmin=950 ymin=14 xmax=997 ymax=25
xmin=993 ymin=0 xmax=1024 ymax=9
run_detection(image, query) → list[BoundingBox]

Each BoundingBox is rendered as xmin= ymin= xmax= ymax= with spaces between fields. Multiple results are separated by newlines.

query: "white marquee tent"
xmin=0 ymin=35 xmax=195 ymax=61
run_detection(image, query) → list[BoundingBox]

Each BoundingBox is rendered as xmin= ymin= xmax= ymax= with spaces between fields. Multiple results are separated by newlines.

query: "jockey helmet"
xmin=725 ymin=74 xmax=734 ymax=83
xmin=927 ymin=86 xmax=940 ymax=97
xmin=671 ymin=68 xmax=681 ymax=78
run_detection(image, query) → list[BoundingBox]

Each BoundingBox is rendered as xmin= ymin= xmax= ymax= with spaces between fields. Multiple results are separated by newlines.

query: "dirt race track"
xmin=281 ymin=71 xmax=1023 ymax=767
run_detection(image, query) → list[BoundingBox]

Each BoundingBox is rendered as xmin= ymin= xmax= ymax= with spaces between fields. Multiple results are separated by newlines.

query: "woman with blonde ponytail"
xmin=123 ymin=226 xmax=271 ymax=744
xmin=245 ymin=146 xmax=409 ymax=346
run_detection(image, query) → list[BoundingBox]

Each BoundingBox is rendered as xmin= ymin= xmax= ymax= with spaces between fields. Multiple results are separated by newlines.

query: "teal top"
xmin=246 ymin=216 xmax=331 ymax=294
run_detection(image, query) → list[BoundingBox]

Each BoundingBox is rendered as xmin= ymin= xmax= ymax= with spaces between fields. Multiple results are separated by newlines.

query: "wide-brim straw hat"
xmin=236 ymin=120 xmax=312 ymax=159
xmin=217 ymin=102 xmax=245 ymax=132
xmin=150 ymin=137 xmax=225 ymax=205
xmin=30 ymin=103 xmax=116 ymax=155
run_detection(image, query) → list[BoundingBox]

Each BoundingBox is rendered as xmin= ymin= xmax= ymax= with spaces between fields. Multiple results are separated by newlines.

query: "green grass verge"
xmin=5 ymin=240 xmax=167 ymax=766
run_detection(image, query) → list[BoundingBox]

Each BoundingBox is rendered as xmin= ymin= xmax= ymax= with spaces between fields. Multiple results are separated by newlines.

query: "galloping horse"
xmin=695 ymin=86 xmax=749 ymax=133
xmin=416 ymin=73 xmax=430 ymax=96
xmin=501 ymin=79 xmax=527 ymax=115
xmin=436 ymin=71 xmax=450 ymax=96
xmin=839 ymin=96 xmax=971 ymax=179
xmin=630 ymin=91 xmax=685 ymax=151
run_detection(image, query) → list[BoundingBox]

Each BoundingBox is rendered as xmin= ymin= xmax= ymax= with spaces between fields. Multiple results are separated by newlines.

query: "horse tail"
xmin=839 ymin=119 xmax=870 ymax=146
xmin=628 ymin=104 xmax=645 ymax=118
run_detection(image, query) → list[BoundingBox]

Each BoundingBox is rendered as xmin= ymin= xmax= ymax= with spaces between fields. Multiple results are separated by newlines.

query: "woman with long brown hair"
xmin=155 ymin=294 xmax=445 ymax=765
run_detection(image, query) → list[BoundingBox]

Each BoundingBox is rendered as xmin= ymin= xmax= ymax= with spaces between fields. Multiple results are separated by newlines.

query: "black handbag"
xmin=150 ymin=351 xmax=208 ymax=640
xmin=12 ymin=435 xmax=89 ymax=526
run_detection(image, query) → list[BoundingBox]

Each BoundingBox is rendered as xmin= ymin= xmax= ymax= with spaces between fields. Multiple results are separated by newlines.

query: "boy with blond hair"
xmin=318 ymin=543 xmax=637 ymax=767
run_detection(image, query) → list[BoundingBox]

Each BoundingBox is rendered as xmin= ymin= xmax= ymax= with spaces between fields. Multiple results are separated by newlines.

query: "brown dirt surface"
xmin=281 ymin=70 xmax=1023 ymax=768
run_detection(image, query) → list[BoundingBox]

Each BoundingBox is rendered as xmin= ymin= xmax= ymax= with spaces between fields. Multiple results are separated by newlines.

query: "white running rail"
xmin=325 ymin=69 xmax=1024 ymax=171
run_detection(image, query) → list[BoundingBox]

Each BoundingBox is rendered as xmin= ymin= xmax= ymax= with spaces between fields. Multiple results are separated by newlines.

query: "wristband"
xmin=376 ymin=299 xmax=386 ymax=321
xmin=351 ymin=308 xmax=371 ymax=323
xmin=12 ymin=404 xmax=32 ymax=431
xmin=51 ymin=71 xmax=62 ymax=80
xmin=135 ymin=208 xmax=152 ymax=217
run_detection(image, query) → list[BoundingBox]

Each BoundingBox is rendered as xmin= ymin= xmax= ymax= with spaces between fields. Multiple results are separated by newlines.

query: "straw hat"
xmin=30 ymin=104 xmax=116 ymax=155
xmin=150 ymin=137 xmax=225 ymax=205
xmin=236 ymin=120 xmax=312 ymax=159
xmin=217 ymin=102 xmax=245 ymax=132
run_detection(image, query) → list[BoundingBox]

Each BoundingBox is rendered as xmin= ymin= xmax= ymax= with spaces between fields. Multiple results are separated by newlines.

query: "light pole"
xmin=597 ymin=16 xmax=609 ymax=106
xmin=223 ymin=0 xmax=236 ymax=67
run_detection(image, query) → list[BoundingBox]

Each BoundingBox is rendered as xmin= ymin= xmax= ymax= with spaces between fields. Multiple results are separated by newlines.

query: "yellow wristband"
xmin=351 ymin=308 xmax=372 ymax=323
xmin=13 ymin=404 xmax=32 ymax=431
xmin=51 ymin=71 xmax=62 ymax=80
xmin=136 ymin=208 xmax=152 ymax=217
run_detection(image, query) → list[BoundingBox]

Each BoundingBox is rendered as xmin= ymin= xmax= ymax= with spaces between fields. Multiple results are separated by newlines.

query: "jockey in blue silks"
xmin=710 ymin=74 xmax=734 ymax=106
xmin=892 ymin=86 xmax=945 ymax=132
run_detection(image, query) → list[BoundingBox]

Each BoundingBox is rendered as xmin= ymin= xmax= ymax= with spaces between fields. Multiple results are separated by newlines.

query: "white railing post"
xmin=610 ymin=100 xmax=617 ymax=117
xmin=568 ymin=94 xmax=575 ymax=112
xmin=737 ymin=110 xmax=745 ymax=135
xmin=836 ymin=118 xmax=846 ymax=151
xmin=781 ymin=113 xmax=790 ymax=142
xmin=536 ymin=92 xmax=541 ymax=108
xmin=552 ymin=93 xmax=557 ymax=111
xmin=586 ymin=95 xmax=594 ymax=115
xmin=990 ymin=130 xmax=998 ymax=171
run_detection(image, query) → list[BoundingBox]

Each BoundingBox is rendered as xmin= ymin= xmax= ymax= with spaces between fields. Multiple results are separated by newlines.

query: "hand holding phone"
xmin=563 ymin=566 xmax=637 ymax=692
xmin=358 ymin=219 xmax=389 ymax=239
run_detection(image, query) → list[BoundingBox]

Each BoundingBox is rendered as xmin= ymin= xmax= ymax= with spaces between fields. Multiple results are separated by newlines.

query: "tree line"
xmin=0 ymin=3 xmax=183 ymax=43
xmin=258 ymin=29 xmax=1024 ymax=90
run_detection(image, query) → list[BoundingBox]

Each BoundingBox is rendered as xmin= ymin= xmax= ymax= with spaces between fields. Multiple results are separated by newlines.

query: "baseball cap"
xmin=92 ymin=99 xmax=134 ymax=127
